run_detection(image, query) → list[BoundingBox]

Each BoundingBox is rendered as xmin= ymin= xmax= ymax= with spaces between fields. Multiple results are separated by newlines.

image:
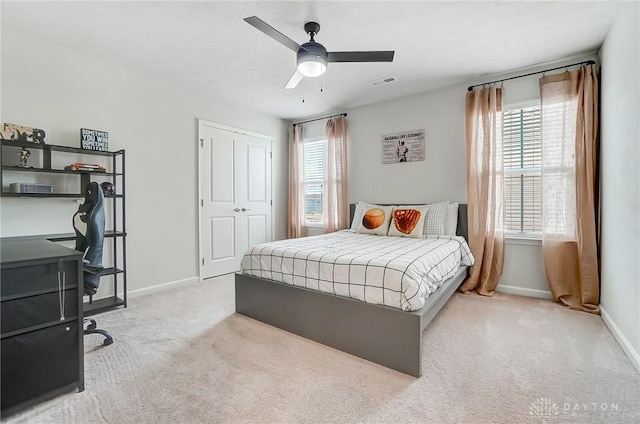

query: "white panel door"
xmin=243 ymin=140 xmax=272 ymax=249
xmin=199 ymin=121 xmax=272 ymax=279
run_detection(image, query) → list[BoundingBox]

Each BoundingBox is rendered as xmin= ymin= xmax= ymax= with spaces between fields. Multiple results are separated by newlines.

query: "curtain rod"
xmin=467 ymin=59 xmax=596 ymax=92
xmin=292 ymin=113 xmax=347 ymax=127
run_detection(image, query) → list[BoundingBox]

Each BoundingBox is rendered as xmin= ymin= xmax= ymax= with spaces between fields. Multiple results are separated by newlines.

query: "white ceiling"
xmin=1 ymin=1 xmax=622 ymax=121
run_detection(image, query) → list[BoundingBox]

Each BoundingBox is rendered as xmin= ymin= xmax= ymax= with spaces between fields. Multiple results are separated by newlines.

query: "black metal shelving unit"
xmin=0 ymin=139 xmax=127 ymax=316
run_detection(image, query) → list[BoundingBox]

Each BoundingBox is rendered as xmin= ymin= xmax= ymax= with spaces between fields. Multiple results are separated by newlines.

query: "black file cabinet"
xmin=0 ymin=239 xmax=85 ymax=417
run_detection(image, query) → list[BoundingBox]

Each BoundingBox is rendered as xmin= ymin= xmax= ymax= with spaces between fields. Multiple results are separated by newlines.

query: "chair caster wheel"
xmin=103 ymin=337 xmax=114 ymax=346
xmin=84 ymin=318 xmax=97 ymax=330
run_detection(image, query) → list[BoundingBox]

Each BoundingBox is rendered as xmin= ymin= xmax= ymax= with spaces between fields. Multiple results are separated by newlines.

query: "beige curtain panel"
xmin=539 ymin=64 xmax=600 ymax=314
xmin=323 ymin=116 xmax=349 ymax=233
xmin=461 ymin=86 xmax=505 ymax=296
xmin=288 ymin=124 xmax=306 ymax=238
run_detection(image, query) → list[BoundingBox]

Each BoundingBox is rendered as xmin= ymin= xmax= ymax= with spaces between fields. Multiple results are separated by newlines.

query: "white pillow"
xmin=388 ymin=206 xmax=429 ymax=238
xmin=356 ymin=205 xmax=393 ymax=236
xmin=444 ymin=202 xmax=459 ymax=236
xmin=423 ymin=201 xmax=450 ymax=236
xmin=349 ymin=201 xmax=376 ymax=232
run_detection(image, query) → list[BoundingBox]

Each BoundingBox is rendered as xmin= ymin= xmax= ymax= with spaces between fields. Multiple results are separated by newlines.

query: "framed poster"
xmin=382 ymin=129 xmax=425 ymax=164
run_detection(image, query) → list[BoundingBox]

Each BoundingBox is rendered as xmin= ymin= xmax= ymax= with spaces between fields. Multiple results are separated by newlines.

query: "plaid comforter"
xmin=240 ymin=231 xmax=474 ymax=311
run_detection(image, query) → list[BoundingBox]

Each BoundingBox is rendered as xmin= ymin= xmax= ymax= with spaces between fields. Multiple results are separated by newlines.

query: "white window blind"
xmin=303 ymin=138 xmax=325 ymax=226
xmin=503 ymin=105 xmax=542 ymax=234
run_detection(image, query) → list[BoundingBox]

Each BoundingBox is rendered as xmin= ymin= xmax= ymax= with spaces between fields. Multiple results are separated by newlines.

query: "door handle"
xmin=233 ymin=208 xmax=240 ymax=212
xmin=241 ymin=207 xmax=251 ymax=212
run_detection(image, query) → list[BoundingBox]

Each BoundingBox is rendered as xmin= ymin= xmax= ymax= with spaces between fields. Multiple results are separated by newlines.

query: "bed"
xmin=235 ymin=203 xmax=470 ymax=377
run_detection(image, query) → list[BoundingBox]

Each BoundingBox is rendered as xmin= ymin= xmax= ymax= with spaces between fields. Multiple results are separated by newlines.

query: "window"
xmin=503 ymin=104 xmax=542 ymax=235
xmin=303 ymin=137 xmax=325 ymax=226
xmin=539 ymin=98 xmax=578 ymax=238
xmin=295 ymin=117 xmax=347 ymax=232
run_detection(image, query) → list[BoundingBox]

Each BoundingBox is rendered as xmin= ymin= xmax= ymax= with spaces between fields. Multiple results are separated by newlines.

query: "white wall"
xmin=0 ymin=29 xmax=289 ymax=295
xmin=345 ymin=79 xmax=548 ymax=295
xmin=346 ymin=86 xmax=466 ymax=204
xmin=345 ymin=54 xmax=597 ymax=298
xmin=599 ymin=4 xmax=640 ymax=371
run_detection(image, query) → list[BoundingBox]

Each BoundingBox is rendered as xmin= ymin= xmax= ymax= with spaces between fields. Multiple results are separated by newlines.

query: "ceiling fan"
xmin=243 ymin=16 xmax=395 ymax=89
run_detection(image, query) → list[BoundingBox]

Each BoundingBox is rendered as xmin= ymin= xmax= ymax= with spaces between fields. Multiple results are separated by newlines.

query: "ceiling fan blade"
xmin=284 ymin=70 xmax=304 ymax=89
xmin=327 ymin=51 xmax=395 ymax=63
xmin=243 ymin=16 xmax=302 ymax=53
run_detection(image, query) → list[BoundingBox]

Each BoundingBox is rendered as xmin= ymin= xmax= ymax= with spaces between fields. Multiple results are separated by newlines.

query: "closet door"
xmin=198 ymin=121 xmax=272 ymax=279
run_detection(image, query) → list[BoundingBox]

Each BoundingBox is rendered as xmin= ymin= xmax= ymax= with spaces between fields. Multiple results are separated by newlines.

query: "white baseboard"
xmin=600 ymin=305 xmax=640 ymax=374
xmin=122 ymin=276 xmax=201 ymax=300
xmin=496 ymin=284 xmax=553 ymax=299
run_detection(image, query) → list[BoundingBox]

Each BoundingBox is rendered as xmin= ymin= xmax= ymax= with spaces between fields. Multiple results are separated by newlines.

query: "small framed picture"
xmin=80 ymin=128 xmax=109 ymax=152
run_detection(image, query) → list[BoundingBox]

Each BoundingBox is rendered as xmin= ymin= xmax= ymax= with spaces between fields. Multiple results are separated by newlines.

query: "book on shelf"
xmin=64 ymin=167 xmax=107 ymax=173
xmin=65 ymin=163 xmax=106 ymax=172
xmin=72 ymin=162 xmax=104 ymax=169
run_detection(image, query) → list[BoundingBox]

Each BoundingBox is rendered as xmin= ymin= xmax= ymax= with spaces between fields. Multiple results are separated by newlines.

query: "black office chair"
xmin=74 ymin=181 xmax=113 ymax=346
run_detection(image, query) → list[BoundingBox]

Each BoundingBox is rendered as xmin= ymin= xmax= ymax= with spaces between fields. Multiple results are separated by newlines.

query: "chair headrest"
xmin=78 ymin=182 xmax=104 ymax=221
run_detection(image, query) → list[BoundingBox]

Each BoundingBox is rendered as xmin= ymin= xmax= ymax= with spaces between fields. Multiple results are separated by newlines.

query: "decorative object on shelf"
xmin=9 ymin=183 xmax=54 ymax=194
xmin=0 ymin=123 xmax=46 ymax=143
xmin=17 ymin=147 xmax=31 ymax=167
xmin=80 ymin=128 xmax=109 ymax=152
xmin=100 ymin=181 xmax=115 ymax=196
xmin=381 ymin=129 xmax=425 ymax=164
xmin=64 ymin=163 xmax=106 ymax=172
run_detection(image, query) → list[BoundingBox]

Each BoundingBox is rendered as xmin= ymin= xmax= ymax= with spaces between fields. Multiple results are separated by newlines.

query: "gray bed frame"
xmin=235 ymin=204 xmax=468 ymax=377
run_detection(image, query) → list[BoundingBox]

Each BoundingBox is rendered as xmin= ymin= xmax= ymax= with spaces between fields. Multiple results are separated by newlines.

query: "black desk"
xmin=0 ymin=239 xmax=85 ymax=417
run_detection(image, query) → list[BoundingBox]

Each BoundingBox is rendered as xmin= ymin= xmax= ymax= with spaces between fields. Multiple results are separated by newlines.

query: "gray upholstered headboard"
xmin=349 ymin=203 xmax=468 ymax=241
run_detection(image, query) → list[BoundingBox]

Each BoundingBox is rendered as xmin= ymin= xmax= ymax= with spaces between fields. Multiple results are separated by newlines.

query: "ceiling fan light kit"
xmin=243 ymin=16 xmax=394 ymax=89
xmin=297 ymin=43 xmax=328 ymax=77
xmin=298 ymin=58 xmax=327 ymax=78
xmin=297 ymin=21 xmax=327 ymax=77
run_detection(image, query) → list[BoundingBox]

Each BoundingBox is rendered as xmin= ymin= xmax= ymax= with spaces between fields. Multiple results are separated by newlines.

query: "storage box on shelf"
xmin=0 ymin=139 xmax=127 ymax=315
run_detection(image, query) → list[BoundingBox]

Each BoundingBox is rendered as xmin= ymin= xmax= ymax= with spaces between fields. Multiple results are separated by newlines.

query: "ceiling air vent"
xmin=371 ymin=76 xmax=397 ymax=86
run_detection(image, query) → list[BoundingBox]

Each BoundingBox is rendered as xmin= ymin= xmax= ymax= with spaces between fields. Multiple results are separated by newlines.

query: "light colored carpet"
xmin=4 ymin=275 xmax=639 ymax=424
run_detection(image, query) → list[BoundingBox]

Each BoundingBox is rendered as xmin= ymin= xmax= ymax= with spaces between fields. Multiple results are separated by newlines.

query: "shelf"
xmin=1 ymin=315 xmax=81 ymax=340
xmin=83 ymin=296 xmax=125 ymax=316
xmin=2 ymin=140 xmax=127 ymax=317
xmin=1 ymin=231 xmax=126 ymax=243
xmin=0 ymin=140 xmax=49 ymax=150
xmin=1 ymin=192 xmax=124 ymax=199
xmin=1 ymin=140 xmax=124 ymax=157
xmin=1 ymin=285 xmax=79 ymax=302
xmin=49 ymin=145 xmax=121 ymax=157
xmin=47 ymin=231 xmax=126 ymax=242
xmin=1 ymin=193 xmax=88 ymax=199
xmin=100 ymin=267 xmax=124 ymax=277
xmin=1 ymin=166 xmax=122 ymax=176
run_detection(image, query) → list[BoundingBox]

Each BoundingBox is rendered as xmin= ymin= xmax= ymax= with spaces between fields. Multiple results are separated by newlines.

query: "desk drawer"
xmin=1 ymin=321 xmax=80 ymax=411
xmin=1 ymin=289 xmax=79 ymax=335
xmin=1 ymin=262 xmax=78 ymax=299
